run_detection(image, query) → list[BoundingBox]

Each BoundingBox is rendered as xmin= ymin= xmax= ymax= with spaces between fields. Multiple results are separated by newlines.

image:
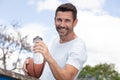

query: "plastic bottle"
xmin=33 ymin=36 xmax=44 ymax=64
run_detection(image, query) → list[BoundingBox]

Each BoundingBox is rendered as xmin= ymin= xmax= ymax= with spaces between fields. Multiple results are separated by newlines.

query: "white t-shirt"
xmin=40 ymin=37 xmax=87 ymax=80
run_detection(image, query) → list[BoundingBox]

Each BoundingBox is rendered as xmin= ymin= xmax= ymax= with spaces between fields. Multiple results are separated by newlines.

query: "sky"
xmin=0 ymin=0 xmax=120 ymax=73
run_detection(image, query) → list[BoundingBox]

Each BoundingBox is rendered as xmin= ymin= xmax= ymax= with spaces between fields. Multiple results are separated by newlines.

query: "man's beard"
xmin=56 ymin=26 xmax=70 ymax=38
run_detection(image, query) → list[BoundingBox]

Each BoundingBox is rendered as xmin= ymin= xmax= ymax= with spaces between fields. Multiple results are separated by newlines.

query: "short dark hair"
xmin=55 ymin=3 xmax=77 ymax=21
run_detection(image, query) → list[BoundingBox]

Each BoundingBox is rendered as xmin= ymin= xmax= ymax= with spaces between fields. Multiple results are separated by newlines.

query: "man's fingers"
xmin=23 ymin=59 xmax=29 ymax=74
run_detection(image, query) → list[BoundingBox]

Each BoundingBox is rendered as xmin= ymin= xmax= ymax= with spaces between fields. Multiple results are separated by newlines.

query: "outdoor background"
xmin=0 ymin=0 xmax=120 ymax=73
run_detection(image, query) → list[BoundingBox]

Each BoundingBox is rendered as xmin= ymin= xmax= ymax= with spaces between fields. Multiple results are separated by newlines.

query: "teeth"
xmin=59 ymin=28 xmax=66 ymax=30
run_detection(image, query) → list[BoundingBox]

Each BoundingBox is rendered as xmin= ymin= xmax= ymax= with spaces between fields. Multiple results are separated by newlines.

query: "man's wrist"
xmin=47 ymin=56 xmax=55 ymax=64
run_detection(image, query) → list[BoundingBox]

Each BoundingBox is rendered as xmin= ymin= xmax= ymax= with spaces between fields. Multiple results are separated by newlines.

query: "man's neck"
xmin=60 ymin=33 xmax=77 ymax=43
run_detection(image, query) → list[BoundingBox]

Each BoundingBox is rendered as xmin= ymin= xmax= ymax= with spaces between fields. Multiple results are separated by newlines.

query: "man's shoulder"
xmin=74 ymin=37 xmax=86 ymax=45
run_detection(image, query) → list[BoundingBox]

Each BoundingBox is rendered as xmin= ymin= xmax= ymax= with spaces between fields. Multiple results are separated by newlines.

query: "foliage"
xmin=78 ymin=63 xmax=120 ymax=80
xmin=0 ymin=24 xmax=31 ymax=72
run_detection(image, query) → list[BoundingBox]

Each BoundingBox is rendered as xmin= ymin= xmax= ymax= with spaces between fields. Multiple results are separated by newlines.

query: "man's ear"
xmin=73 ymin=18 xmax=78 ymax=27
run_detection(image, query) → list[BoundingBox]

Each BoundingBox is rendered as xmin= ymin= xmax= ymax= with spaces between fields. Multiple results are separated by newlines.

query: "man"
xmin=23 ymin=3 xmax=87 ymax=80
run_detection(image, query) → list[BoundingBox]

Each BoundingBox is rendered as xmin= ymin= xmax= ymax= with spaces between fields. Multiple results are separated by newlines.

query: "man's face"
xmin=55 ymin=11 xmax=77 ymax=38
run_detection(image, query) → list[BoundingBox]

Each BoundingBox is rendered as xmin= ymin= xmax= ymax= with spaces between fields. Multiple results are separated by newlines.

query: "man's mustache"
xmin=57 ymin=26 xmax=69 ymax=30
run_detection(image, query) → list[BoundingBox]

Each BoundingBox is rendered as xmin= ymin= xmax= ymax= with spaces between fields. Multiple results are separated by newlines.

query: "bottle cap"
xmin=33 ymin=36 xmax=43 ymax=42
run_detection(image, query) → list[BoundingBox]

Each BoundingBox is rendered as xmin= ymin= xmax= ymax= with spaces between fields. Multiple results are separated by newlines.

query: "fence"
xmin=0 ymin=68 xmax=39 ymax=80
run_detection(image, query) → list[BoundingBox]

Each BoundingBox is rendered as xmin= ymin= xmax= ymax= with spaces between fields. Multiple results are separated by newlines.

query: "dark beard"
xmin=56 ymin=26 xmax=70 ymax=39
xmin=56 ymin=26 xmax=69 ymax=31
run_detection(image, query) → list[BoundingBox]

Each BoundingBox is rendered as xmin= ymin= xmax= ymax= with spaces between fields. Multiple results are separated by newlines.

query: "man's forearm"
xmin=47 ymin=57 xmax=73 ymax=80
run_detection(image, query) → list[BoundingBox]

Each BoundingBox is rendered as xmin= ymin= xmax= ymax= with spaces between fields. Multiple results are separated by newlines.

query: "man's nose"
xmin=60 ymin=21 xmax=66 ymax=27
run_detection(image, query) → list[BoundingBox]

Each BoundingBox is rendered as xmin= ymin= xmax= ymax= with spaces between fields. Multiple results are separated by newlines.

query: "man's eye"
xmin=65 ymin=19 xmax=71 ymax=23
xmin=57 ymin=19 xmax=62 ymax=22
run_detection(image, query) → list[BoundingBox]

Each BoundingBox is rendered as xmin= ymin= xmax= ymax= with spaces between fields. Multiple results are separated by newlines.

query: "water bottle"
xmin=33 ymin=36 xmax=44 ymax=64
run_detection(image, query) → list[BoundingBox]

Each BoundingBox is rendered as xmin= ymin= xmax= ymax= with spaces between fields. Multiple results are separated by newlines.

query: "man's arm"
xmin=47 ymin=55 xmax=78 ymax=80
xmin=33 ymin=41 xmax=78 ymax=80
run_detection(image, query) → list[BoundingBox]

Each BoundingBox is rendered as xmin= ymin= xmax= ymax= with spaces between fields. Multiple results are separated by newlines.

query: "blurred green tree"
xmin=79 ymin=63 xmax=120 ymax=80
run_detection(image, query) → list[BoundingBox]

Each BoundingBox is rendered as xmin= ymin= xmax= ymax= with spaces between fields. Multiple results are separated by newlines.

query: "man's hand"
xmin=33 ymin=41 xmax=51 ymax=62
xmin=23 ymin=58 xmax=30 ymax=75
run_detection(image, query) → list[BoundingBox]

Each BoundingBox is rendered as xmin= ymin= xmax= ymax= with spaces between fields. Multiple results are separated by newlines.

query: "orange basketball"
xmin=26 ymin=58 xmax=45 ymax=78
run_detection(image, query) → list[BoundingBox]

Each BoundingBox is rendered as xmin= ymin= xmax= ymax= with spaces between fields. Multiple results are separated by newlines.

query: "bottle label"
xmin=33 ymin=53 xmax=44 ymax=64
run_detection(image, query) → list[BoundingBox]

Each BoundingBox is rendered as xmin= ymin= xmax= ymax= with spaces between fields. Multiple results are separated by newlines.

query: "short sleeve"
xmin=66 ymin=40 xmax=87 ymax=70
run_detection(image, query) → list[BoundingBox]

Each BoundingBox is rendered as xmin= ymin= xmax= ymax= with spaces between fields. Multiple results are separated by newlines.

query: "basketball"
xmin=26 ymin=58 xmax=45 ymax=78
